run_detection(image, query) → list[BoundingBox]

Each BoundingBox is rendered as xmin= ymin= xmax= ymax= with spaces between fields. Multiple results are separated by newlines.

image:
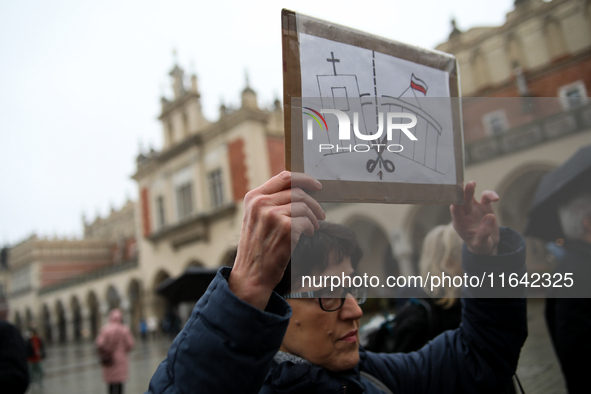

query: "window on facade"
xmin=208 ymin=169 xmax=225 ymax=209
xmin=176 ymin=183 xmax=194 ymax=221
xmin=559 ymin=81 xmax=588 ymax=110
xmin=482 ymin=110 xmax=509 ymax=136
xmin=156 ymin=196 xmax=166 ymax=230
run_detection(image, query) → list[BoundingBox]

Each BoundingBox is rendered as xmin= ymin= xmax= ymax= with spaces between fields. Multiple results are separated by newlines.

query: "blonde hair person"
xmin=419 ymin=223 xmax=463 ymax=309
xmin=366 ymin=223 xmax=464 ymax=354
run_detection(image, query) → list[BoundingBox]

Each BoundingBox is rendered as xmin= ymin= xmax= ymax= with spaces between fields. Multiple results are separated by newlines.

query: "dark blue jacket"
xmin=147 ymin=267 xmax=292 ymax=394
xmin=545 ymin=240 xmax=591 ymax=394
xmin=148 ymin=227 xmax=527 ymax=394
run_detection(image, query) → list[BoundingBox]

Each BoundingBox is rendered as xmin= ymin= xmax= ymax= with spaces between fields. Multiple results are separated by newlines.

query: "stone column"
xmin=120 ymin=298 xmax=132 ymax=329
xmin=99 ymin=303 xmax=109 ymax=328
xmin=42 ymin=313 xmax=53 ymax=343
xmin=80 ymin=306 xmax=91 ymax=340
xmin=51 ymin=319 xmax=60 ymax=343
xmin=63 ymin=310 xmax=73 ymax=342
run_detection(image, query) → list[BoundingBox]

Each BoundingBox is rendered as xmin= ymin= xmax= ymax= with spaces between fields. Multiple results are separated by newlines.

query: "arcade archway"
xmin=87 ymin=291 xmax=101 ymax=339
xmin=42 ymin=304 xmax=52 ymax=342
xmin=345 ymin=217 xmax=398 ymax=298
xmin=25 ymin=308 xmax=34 ymax=330
xmin=498 ymin=165 xmax=555 ymax=272
xmin=406 ymin=204 xmax=452 ymax=272
xmin=14 ymin=311 xmax=23 ymax=332
xmin=152 ymin=270 xmax=171 ymax=324
xmin=128 ymin=279 xmax=143 ymax=335
xmin=71 ymin=296 xmax=82 ymax=341
xmin=106 ymin=285 xmax=121 ymax=311
xmin=55 ymin=300 xmax=67 ymax=343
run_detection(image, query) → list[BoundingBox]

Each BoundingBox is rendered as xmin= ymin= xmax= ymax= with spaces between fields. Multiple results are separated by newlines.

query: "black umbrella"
xmin=523 ymin=144 xmax=591 ymax=242
xmin=156 ymin=267 xmax=218 ymax=304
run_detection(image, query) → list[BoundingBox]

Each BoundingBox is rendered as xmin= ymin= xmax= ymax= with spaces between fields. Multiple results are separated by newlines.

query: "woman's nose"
xmin=340 ymin=296 xmax=363 ymax=320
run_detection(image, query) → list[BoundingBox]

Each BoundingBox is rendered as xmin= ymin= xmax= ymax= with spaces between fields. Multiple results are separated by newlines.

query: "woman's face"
xmin=280 ymin=255 xmax=363 ymax=372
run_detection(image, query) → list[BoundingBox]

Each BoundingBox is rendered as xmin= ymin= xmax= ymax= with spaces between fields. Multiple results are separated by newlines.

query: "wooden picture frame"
xmin=282 ymin=9 xmax=464 ymax=204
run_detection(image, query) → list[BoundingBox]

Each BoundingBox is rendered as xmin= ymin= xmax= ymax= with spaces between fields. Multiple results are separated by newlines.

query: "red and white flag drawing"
xmin=410 ymin=74 xmax=428 ymax=95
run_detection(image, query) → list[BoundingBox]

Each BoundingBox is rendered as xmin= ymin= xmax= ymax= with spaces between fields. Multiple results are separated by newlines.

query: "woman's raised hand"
xmin=229 ymin=171 xmax=325 ymax=310
xmin=450 ymin=181 xmax=500 ymax=256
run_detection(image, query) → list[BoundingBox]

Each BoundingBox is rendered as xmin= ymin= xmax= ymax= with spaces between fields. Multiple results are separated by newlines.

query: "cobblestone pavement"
xmin=26 ymin=336 xmax=173 ymax=394
xmin=26 ymin=299 xmax=566 ymax=394
xmin=515 ymin=298 xmax=567 ymax=394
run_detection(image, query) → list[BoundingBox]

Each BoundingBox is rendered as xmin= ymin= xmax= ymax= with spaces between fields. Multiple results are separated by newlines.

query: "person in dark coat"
xmin=146 ymin=174 xmax=527 ymax=394
xmin=545 ymin=192 xmax=591 ymax=394
xmin=0 ymin=299 xmax=29 ymax=394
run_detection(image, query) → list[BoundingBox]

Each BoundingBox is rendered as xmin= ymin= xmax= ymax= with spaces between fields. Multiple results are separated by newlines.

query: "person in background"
xmin=26 ymin=328 xmax=45 ymax=389
xmin=368 ymin=223 xmax=463 ymax=354
xmin=0 ymin=297 xmax=29 ymax=393
xmin=139 ymin=318 xmax=148 ymax=341
xmin=545 ymin=192 xmax=591 ymax=394
xmin=419 ymin=223 xmax=464 ymax=306
xmin=96 ymin=309 xmax=135 ymax=394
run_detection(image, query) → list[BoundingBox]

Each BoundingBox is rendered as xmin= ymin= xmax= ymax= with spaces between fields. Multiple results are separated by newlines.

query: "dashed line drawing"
xmin=312 ymin=50 xmax=446 ymax=177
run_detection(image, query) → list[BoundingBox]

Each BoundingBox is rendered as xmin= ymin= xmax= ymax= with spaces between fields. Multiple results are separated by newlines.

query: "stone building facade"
xmin=6 ymin=235 xmax=114 ymax=340
xmin=437 ymin=0 xmax=591 ymax=99
xmin=437 ymin=0 xmax=591 ymax=271
xmin=4 ymin=62 xmax=285 ymax=342
xmin=132 ymin=64 xmax=284 ymax=325
xmin=4 ymin=200 xmax=138 ymax=342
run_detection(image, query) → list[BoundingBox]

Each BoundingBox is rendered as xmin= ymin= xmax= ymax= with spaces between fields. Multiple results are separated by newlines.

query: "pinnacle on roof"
xmin=449 ymin=18 xmax=461 ymax=39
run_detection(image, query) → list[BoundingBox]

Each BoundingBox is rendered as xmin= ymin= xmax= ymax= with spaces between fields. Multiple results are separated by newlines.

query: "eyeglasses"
xmin=283 ymin=287 xmax=368 ymax=312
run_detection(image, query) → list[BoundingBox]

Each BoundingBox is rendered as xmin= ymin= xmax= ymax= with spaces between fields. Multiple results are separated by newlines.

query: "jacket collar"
xmin=265 ymin=349 xmax=367 ymax=394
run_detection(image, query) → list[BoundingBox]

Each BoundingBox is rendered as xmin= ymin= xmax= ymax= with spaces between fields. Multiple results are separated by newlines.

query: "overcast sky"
xmin=0 ymin=0 xmax=517 ymax=245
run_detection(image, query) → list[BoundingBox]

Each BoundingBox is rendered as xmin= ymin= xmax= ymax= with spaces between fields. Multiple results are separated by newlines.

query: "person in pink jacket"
xmin=96 ymin=309 xmax=135 ymax=394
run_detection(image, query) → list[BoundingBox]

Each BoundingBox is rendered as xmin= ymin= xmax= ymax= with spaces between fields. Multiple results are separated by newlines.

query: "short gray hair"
xmin=558 ymin=192 xmax=591 ymax=240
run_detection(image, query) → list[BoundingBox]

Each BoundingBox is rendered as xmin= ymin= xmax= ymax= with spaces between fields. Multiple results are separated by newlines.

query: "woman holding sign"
xmin=147 ymin=173 xmax=526 ymax=394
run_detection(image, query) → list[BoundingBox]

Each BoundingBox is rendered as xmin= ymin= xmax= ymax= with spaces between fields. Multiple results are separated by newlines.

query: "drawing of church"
xmin=314 ymin=50 xmax=445 ymax=174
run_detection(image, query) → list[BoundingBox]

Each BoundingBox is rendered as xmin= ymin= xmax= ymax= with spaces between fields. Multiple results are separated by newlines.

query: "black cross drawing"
xmin=326 ymin=52 xmax=340 ymax=76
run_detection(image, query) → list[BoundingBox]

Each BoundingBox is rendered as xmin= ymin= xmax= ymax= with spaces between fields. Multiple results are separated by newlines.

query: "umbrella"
xmin=523 ymin=144 xmax=591 ymax=242
xmin=156 ymin=267 xmax=218 ymax=304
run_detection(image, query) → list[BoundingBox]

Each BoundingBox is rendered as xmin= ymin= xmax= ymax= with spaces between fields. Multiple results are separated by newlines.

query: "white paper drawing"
xmin=298 ymin=33 xmax=457 ymax=185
